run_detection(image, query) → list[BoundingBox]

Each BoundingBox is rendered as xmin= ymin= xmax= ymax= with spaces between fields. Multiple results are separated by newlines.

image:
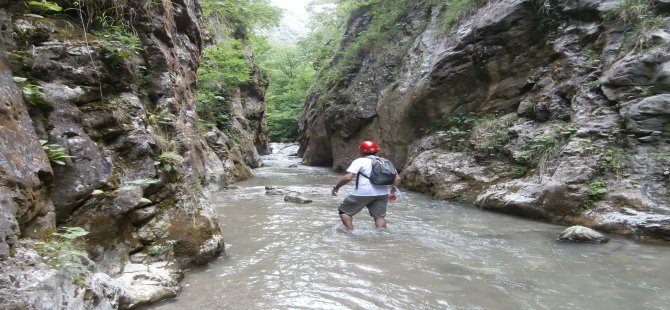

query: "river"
xmin=152 ymin=143 xmax=669 ymax=310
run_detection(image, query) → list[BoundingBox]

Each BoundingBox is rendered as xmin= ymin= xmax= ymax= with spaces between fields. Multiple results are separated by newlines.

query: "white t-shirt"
xmin=346 ymin=157 xmax=391 ymax=196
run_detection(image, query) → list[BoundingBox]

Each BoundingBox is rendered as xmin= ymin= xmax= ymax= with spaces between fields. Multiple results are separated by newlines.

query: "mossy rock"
xmin=167 ymin=214 xmax=216 ymax=266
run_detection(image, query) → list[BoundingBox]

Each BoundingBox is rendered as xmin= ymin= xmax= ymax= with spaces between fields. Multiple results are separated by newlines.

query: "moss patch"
xmin=167 ymin=214 xmax=215 ymax=265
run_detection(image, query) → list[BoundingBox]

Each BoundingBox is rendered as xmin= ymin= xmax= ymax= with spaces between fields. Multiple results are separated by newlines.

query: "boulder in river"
xmin=116 ymin=262 xmax=182 ymax=308
xmin=284 ymin=195 xmax=313 ymax=204
xmin=557 ymin=225 xmax=609 ymax=243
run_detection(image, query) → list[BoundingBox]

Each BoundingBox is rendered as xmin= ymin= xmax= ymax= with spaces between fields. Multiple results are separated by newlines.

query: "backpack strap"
xmin=355 ymin=156 xmax=375 ymax=189
xmin=355 ymin=172 xmax=360 ymax=189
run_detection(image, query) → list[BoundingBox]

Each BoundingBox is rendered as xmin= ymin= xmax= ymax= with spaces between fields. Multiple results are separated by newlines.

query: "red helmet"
xmin=359 ymin=140 xmax=379 ymax=154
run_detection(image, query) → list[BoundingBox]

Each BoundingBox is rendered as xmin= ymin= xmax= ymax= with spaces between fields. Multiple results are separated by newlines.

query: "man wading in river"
xmin=331 ymin=141 xmax=401 ymax=230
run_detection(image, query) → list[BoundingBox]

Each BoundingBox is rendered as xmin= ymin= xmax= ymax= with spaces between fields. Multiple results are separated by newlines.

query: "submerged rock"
xmin=558 ymin=225 xmax=609 ymax=243
xmin=266 ymin=189 xmax=285 ymax=195
xmin=284 ymin=195 xmax=313 ymax=204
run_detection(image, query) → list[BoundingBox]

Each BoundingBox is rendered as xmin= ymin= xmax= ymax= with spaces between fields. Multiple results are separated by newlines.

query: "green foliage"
xmin=254 ymin=42 xmax=315 ymax=141
xmin=580 ymin=179 xmax=606 ymax=210
xmin=34 ymin=227 xmax=90 ymax=282
xmin=12 ymin=26 xmax=35 ymax=44
xmin=435 ymin=0 xmax=486 ymax=34
xmin=472 ymin=114 xmax=518 ymax=154
xmin=40 ymin=140 xmax=74 ymax=165
xmin=299 ymin=1 xmax=349 ymax=72
xmin=197 ymin=39 xmax=250 ymax=129
xmin=437 ymin=128 xmax=469 ymax=150
xmin=581 ymin=48 xmax=601 ymax=69
xmin=434 ymin=113 xmax=517 ymax=154
xmin=303 ymin=0 xmax=431 ymax=92
xmin=513 ymin=165 xmax=529 ymax=178
xmin=200 ymin=0 xmax=282 ymax=37
xmin=94 ymin=25 xmax=142 ymax=63
xmin=434 ymin=113 xmax=479 ymax=150
xmin=14 ymin=76 xmax=47 ymax=105
xmin=586 ymin=180 xmax=606 ymax=199
xmin=635 ymin=86 xmax=655 ymax=96
xmin=26 ymin=0 xmax=63 ymax=13
xmin=155 ymin=152 xmax=184 ymax=173
xmin=519 ymin=99 xmax=536 ymax=112
xmin=199 ymin=40 xmax=251 ymax=89
xmin=7 ymin=50 xmax=28 ymax=62
xmin=597 ymin=147 xmax=628 ymax=177
xmin=197 ymin=91 xmax=233 ymax=129
xmin=605 ymin=0 xmax=666 ymax=51
xmin=535 ymin=0 xmax=562 ymax=35
xmin=147 ymin=109 xmax=172 ymax=126
xmin=606 ymin=0 xmax=652 ymax=24
xmin=514 ymin=123 xmax=574 ymax=169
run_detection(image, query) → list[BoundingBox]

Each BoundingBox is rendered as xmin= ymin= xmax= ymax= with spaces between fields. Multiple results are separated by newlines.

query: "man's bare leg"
xmin=340 ymin=213 xmax=354 ymax=230
xmin=374 ymin=217 xmax=386 ymax=229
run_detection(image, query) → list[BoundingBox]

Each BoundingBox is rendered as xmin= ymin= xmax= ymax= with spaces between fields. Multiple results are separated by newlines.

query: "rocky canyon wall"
xmin=298 ymin=0 xmax=670 ymax=241
xmin=0 ymin=0 xmax=267 ymax=308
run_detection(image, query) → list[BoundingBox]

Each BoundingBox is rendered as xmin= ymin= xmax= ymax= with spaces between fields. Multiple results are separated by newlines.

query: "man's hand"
xmin=332 ymin=172 xmax=354 ymax=196
xmin=389 ymin=192 xmax=398 ymax=203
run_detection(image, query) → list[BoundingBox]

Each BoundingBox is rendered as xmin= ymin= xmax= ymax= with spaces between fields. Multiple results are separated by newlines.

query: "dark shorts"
xmin=338 ymin=195 xmax=388 ymax=219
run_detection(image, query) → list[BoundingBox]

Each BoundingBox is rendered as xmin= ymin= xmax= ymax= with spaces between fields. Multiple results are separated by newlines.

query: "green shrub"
xmin=513 ymin=165 xmax=529 ymax=178
xmin=306 ymin=0 xmax=432 ymax=94
xmin=535 ymin=0 xmax=562 ymax=35
xmin=26 ymin=0 xmax=63 ymax=14
xmin=96 ymin=27 xmax=142 ymax=62
xmin=519 ymin=99 xmax=536 ymax=112
xmin=580 ymin=179 xmax=607 ymax=210
xmin=197 ymin=90 xmax=233 ymax=130
xmin=147 ymin=109 xmax=172 ymax=126
xmin=586 ymin=180 xmax=606 ymax=199
xmin=199 ymin=40 xmax=251 ymax=89
xmin=605 ymin=0 xmax=665 ymax=51
xmin=582 ymin=48 xmax=601 ymax=69
xmin=605 ymin=0 xmax=652 ymax=25
xmin=435 ymin=0 xmax=486 ymax=34
xmin=155 ymin=152 xmax=184 ymax=173
xmin=253 ymin=41 xmax=317 ymax=141
xmin=597 ymin=147 xmax=628 ymax=177
xmin=40 ymin=140 xmax=74 ymax=165
xmin=199 ymin=0 xmax=281 ymax=37
xmin=514 ymin=132 xmax=567 ymax=169
xmin=13 ymin=76 xmax=47 ymax=105
xmin=11 ymin=26 xmax=35 ymax=45
xmin=435 ymin=113 xmax=516 ymax=153
xmin=196 ymin=39 xmax=250 ymax=131
xmin=472 ymin=114 xmax=518 ymax=154
xmin=34 ymin=227 xmax=90 ymax=283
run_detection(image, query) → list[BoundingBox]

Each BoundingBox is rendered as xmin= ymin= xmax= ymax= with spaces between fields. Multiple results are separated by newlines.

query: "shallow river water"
xmin=153 ymin=143 xmax=669 ymax=310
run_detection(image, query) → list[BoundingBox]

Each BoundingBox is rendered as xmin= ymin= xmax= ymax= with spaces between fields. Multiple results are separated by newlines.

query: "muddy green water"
xmin=153 ymin=144 xmax=669 ymax=310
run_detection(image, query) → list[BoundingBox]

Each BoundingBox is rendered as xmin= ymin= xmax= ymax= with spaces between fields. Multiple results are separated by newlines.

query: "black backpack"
xmin=356 ymin=155 xmax=397 ymax=188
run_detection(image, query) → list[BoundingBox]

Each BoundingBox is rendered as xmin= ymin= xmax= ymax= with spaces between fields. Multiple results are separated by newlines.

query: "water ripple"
xmin=152 ymin=144 xmax=670 ymax=310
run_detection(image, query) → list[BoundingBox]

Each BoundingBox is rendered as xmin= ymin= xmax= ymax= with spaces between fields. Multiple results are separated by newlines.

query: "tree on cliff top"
xmin=197 ymin=0 xmax=281 ymax=130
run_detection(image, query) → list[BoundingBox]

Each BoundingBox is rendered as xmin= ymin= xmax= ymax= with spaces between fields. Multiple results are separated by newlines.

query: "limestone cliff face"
xmin=299 ymin=0 xmax=670 ymax=240
xmin=0 ymin=0 xmax=267 ymax=308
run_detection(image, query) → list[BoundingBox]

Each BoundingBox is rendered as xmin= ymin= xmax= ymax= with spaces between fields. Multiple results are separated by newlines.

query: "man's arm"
xmin=332 ymin=172 xmax=355 ymax=196
xmin=389 ymin=174 xmax=401 ymax=199
xmin=393 ymin=174 xmax=401 ymax=188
